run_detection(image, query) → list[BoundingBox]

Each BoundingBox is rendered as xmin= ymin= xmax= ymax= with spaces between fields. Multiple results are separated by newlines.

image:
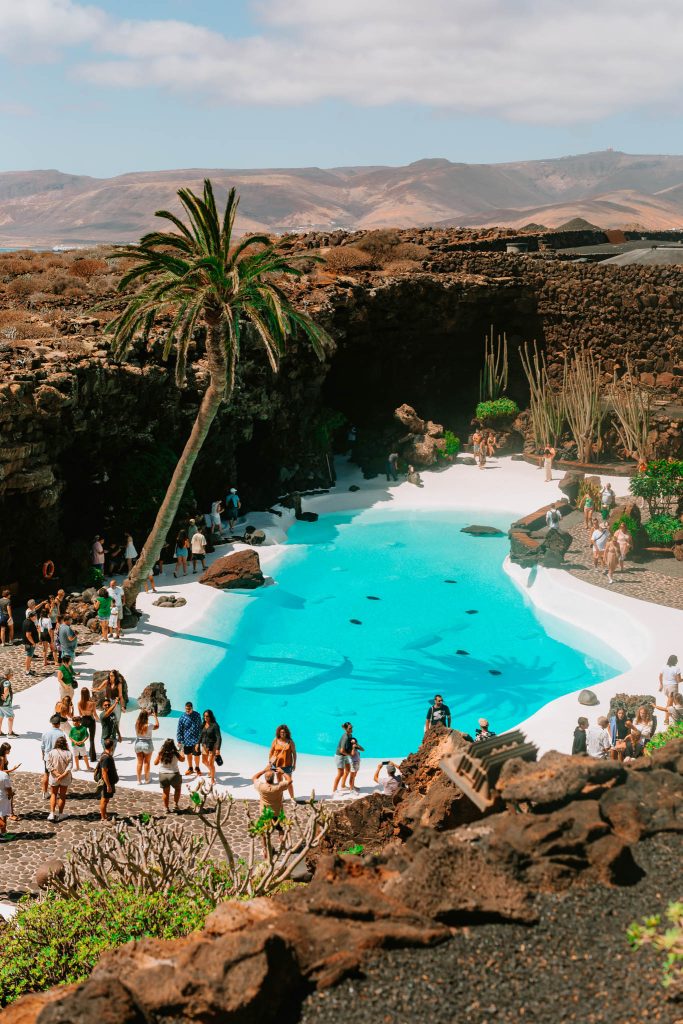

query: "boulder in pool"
xmin=199 ymin=549 xmax=265 ymax=590
xmin=460 ymin=525 xmax=505 ymax=536
xmin=578 ymin=689 xmax=599 ymax=706
xmin=137 ymin=681 xmax=172 ymax=716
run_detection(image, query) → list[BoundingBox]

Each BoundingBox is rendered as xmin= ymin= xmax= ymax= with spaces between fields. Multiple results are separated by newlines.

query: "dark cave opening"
xmin=322 ymin=278 xmax=545 ymax=438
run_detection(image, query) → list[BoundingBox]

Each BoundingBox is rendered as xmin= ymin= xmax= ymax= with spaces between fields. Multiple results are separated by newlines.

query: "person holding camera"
xmin=154 ymin=739 xmax=185 ymax=813
xmin=373 ymin=760 xmax=404 ymax=797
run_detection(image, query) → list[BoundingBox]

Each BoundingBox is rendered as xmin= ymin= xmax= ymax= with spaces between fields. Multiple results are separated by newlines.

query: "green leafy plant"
xmin=645 ymin=721 xmax=683 ymax=753
xmin=643 ymin=514 xmax=681 ymax=547
xmin=0 ymin=884 xmax=212 ymax=1006
xmin=475 ymin=397 xmax=519 ymax=422
xmin=339 ymin=844 xmax=365 ymax=856
xmin=307 ymin=408 xmax=346 ymax=454
xmin=577 ymin=478 xmax=602 ymax=510
xmin=443 ymin=430 xmax=461 ymax=456
xmin=610 ymin=513 xmax=640 ymax=536
xmin=630 ymin=460 xmax=683 ymax=517
xmin=88 ymin=566 xmax=104 ymax=588
xmin=628 ymin=901 xmax=683 ymax=995
xmin=479 ymin=326 xmax=508 ymax=402
xmin=247 ymin=805 xmax=288 ymax=836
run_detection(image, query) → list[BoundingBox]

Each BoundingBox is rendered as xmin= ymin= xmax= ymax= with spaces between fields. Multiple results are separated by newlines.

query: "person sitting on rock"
xmin=545 ymin=503 xmax=562 ymax=531
xmin=474 ymin=718 xmax=496 ymax=741
xmin=406 ymin=464 xmax=423 ymax=487
xmin=373 ymin=760 xmax=404 ymax=799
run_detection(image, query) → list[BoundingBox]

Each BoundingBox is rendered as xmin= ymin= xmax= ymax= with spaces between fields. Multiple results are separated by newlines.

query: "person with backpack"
xmin=225 ymin=488 xmax=241 ymax=532
xmin=95 ymin=738 xmax=118 ymax=822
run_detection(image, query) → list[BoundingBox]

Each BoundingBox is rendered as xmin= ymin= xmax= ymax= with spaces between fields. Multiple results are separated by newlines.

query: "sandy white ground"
xmin=8 ymin=456 xmax=680 ymax=803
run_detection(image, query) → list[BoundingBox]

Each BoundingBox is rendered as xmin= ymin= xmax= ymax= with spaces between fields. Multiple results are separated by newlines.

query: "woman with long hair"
xmin=173 ymin=530 xmax=190 ymax=578
xmin=45 ymin=735 xmax=73 ymax=823
xmin=153 ymin=738 xmax=185 ymax=813
xmin=134 ymin=708 xmax=159 ymax=785
xmin=199 ymin=709 xmax=221 ymax=783
xmin=54 ymin=695 xmax=73 ymax=737
xmin=268 ymin=724 xmax=297 ymax=800
xmin=77 ymin=687 xmax=98 ymax=763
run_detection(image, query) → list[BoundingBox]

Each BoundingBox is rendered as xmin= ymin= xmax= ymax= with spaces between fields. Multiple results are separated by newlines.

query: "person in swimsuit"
xmin=580 ymin=492 xmax=595 ymax=530
xmin=614 ymin=522 xmax=632 ymax=570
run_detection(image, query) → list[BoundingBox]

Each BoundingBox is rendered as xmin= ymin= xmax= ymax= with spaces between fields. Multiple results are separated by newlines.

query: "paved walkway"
xmin=563 ymin=511 xmax=683 ymax=611
xmin=1 ymin=623 xmax=94 ymax=696
xmin=0 ymin=771 xmax=260 ymax=901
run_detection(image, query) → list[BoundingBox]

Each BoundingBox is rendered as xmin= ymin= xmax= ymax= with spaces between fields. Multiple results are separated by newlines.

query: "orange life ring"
xmin=42 ymin=560 xmax=55 ymax=580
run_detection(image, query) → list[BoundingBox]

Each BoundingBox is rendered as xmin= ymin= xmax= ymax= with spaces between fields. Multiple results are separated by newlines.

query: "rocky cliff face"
xmin=1 ymin=230 xmax=681 ymax=591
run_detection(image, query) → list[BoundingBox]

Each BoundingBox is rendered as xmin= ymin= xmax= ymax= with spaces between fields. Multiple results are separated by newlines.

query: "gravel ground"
xmin=300 ymin=833 xmax=683 ymax=1024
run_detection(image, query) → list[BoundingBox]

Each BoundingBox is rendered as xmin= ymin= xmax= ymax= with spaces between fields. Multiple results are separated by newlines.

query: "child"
xmin=108 ymin=601 xmax=121 ymax=640
xmin=69 ymin=714 xmax=91 ymax=771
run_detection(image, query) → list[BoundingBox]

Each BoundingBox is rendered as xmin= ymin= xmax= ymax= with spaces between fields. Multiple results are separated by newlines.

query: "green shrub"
xmin=475 ymin=397 xmax=519 ymax=422
xmin=443 ymin=430 xmax=461 ymax=456
xmin=628 ymin=901 xmax=683 ymax=994
xmin=88 ymin=566 xmax=104 ymax=588
xmin=630 ymin=459 xmax=683 ymax=517
xmin=339 ymin=844 xmax=365 ymax=856
xmin=643 ymin=514 xmax=681 ymax=547
xmin=0 ymin=884 xmax=212 ymax=1006
xmin=645 ymin=721 xmax=683 ymax=754
xmin=610 ymin=513 xmax=640 ymax=536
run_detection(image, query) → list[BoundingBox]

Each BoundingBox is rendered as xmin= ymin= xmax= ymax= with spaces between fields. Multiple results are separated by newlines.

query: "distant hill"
xmin=2 ymin=150 xmax=683 ymax=247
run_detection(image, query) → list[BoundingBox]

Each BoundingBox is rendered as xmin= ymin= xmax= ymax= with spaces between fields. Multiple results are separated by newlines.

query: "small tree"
xmin=630 ymin=460 xmax=683 ymax=517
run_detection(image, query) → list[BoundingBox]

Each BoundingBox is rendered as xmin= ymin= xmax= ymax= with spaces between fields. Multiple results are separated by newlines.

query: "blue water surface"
xmin=154 ymin=508 xmax=626 ymax=758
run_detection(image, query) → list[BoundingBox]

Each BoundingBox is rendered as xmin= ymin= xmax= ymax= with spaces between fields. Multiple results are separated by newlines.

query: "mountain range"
xmin=2 ymin=150 xmax=683 ymax=247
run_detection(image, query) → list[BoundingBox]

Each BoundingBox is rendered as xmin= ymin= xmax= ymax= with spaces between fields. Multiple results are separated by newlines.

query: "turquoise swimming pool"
xmin=154 ymin=507 xmax=627 ymax=758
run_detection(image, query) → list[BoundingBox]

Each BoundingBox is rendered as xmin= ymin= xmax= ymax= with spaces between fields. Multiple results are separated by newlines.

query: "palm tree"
xmin=107 ymin=180 xmax=330 ymax=609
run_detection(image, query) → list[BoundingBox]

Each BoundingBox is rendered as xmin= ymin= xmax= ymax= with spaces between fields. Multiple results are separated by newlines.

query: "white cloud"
xmin=2 ymin=0 xmax=683 ymax=124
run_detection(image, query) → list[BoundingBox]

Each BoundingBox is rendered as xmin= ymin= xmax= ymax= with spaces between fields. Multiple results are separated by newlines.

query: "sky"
xmin=0 ymin=0 xmax=682 ymax=177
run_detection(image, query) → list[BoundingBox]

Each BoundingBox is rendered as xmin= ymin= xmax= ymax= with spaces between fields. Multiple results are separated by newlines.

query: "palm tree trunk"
xmin=123 ymin=319 xmax=228 ymax=610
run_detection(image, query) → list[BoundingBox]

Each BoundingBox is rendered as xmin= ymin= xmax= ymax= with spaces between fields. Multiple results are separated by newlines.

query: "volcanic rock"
xmin=460 ymin=524 xmax=505 ymax=536
xmin=136 ymin=681 xmax=171 ymax=717
xmin=578 ymin=688 xmax=599 ymax=705
xmin=199 ymin=549 xmax=265 ymax=590
xmin=152 ymin=595 xmax=186 ymax=608
xmin=558 ymin=471 xmax=584 ymax=504
xmin=600 ymin=767 xmax=683 ymax=842
xmin=497 ymin=750 xmax=624 ymax=808
xmin=34 ymin=858 xmax=66 ymax=890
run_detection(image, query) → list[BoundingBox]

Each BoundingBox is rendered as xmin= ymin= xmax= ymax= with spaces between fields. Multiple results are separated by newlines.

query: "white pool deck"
xmin=8 ymin=456 xmax=681 ymax=802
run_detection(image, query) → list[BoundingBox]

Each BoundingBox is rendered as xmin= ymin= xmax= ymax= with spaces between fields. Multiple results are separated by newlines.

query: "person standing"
xmin=134 ymin=709 xmax=159 ymax=785
xmin=600 ymin=483 xmax=615 ymax=522
xmin=154 ymin=738 xmax=185 ymax=813
xmin=123 ymin=533 xmax=138 ymax=572
xmin=54 ymin=695 xmax=73 ymax=737
xmin=177 ymin=702 xmax=203 ymax=776
xmin=107 ymin=579 xmax=124 ymax=638
xmin=96 ymin=737 xmax=118 ymax=822
xmin=543 ymin=445 xmax=556 ymax=482
xmin=579 ymin=491 xmax=595 ymax=530
xmin=614 ymin=521 xmax=632 ymax=570
xmin=198 ymin=709 xmax=222 ymax=783
xmin=173 ymin=530 xmax=189 ymax=577
xmin=475 ymin=718 xmax=496 ymax=741
xmin=332 ymin=721 xmax=354 ymax=794
xmin=57 ymin=614 xmax=78 ymax=663
xmin=659 ymin=655 xmax=681 ymax=701
xmin=190 ymin=527 xmax=208 ymax=574
xmin=571 ymin=716 xmax=588 ymax=755
xmin=69 ymin=714 xmax=91 ymax=772
xmin=348 ymin=734 xmax=364 ymax=793
xmin=604 ymin=537 xmax=619 ymax=584
xmin=22 ymin=611 xmax=39 ymax=676
xmin=225 ymin=489 xmax=241 ymax=532
xmin=94 ymin=670 xmax=126 ymax=740
xmin=45 ymin=735 xmax=73 ymax=822
xmin=94 ymin=588 xmax=112 ymax=642
xmin=77 ymin=687 xmax=98 ymax=762
xmin=92 ymin=536 xmax=106 ymax=575
xmin=268 ymin=724 xmax=297 ymax=800
xmin=0 ymin=761 xmax=13 ymax=840
xmin=210 ymin=499 xmax=224 ymax=537
xmin=545 ymin=503 xmax=561 ymax=530
xmin=187 ymin=518 xmax=198 ymax=541
xmin=40 ymin=714 xmax=64 ymax=801
xmin=252 ymin=765 xmax=291 ymax=845
xmin=56 ymin=655 xmax=76 ymax=701
xmin=385 ymin=452 xmax=399 ymax=482
xmin=99 ymin=698 xmax=119 ymax=752
xmin=0 ymin=671 xmax=16 ymax=737
xmin=585 ymin=716 xmax=612 ymax=758
xmin=0 ymin=589 xmax=13 ymax=646
xmin=591 ymin=521 xmax=609 ymax=569
xmin=424 ymin=694 xmax=451 ymax=733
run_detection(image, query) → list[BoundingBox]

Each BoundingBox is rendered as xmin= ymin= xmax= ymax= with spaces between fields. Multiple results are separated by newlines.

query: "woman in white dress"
xmin=124 ymin=533 xmax=138 ymax=572
xmin=543 ymin=445 xmax=556 ymax=482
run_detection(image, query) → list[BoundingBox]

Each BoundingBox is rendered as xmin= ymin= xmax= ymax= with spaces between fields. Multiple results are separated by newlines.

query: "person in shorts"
xmin=22 ymin=612 xmax=39 ymax=676
xmin=0 ymin=670 xmax=16 ymax=737
xmin=176 ymin=702 xmax=203 ymax=775
xmin=96 ymin=738 xmax=118 ymax=821
xmin=154 ymin=738 xmax=185 ymax=813
xmin=332 ymin=721 xmax=354 ymax=795
xmin=190 ymin=528 xmax=207 ymax=574
xmin=0 ymin=589 xmax=14 ymax=646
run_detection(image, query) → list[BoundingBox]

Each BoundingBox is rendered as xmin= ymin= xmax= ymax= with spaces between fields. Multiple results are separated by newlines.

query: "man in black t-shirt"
xmin=425 ymin=694 xmax=451 ymax=734
xmin=97 ymin=738 xmax=119 ymax=821
xmin=22 ymin=612 xmax=39 ymax=676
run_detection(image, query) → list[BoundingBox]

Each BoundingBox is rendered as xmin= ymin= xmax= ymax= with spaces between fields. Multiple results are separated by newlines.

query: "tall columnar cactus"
xmin=608 ymin=356 xmax=652 ymax=463
xmin=479 ymin=325 xmax=508 ymax=402
xmin=519 ymin=340 xmax=564 ymax=448
xmin=561 ymin=344 xmax=605 ymax=464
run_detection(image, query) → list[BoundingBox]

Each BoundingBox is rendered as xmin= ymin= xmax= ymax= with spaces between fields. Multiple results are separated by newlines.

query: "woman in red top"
xmin=268 ymin=724 xmax=297 ymax=800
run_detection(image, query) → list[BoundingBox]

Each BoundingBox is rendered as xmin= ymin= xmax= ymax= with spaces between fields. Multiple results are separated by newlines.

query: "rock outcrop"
xmin=394 ymin=403 xmax=447 ymax=467
xmin=199 ymin=549 xmax=265 ymax=590
xmin=136 ymin=681 xmax=171 ymax=717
